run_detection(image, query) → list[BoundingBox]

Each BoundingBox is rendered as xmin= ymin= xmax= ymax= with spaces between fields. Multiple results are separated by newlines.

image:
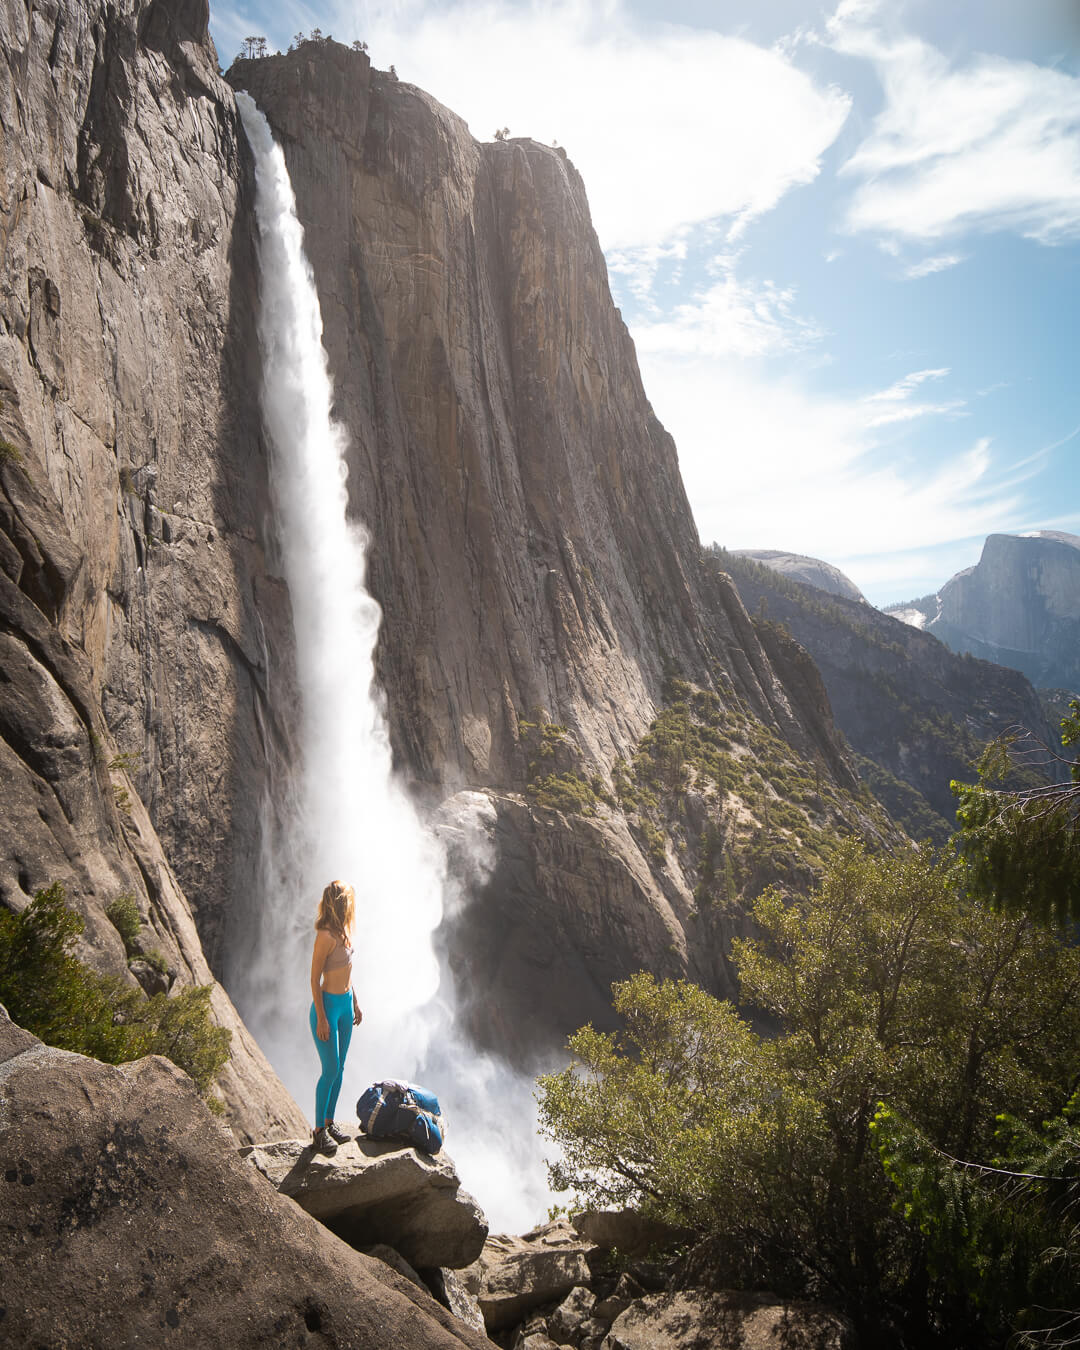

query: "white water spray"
xmin=234 ymin=94 xmax=553 ymax=1231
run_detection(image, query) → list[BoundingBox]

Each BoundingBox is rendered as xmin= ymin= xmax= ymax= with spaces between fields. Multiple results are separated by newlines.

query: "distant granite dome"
xmin=885 ymin=532 xmax=1080 ymax=694
xmin=732 ymin=550 xmax=866 ymax=603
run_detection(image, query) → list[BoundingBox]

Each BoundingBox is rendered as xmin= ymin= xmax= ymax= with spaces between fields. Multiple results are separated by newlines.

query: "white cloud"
xmin=607 ymin=240 xmax=688 ymax=308
xmin=639 ymin=351 xmax=1023 ymax=586
xmin=328 ymin=0 xmax=850 ymax=250
xmin=628 ymin=255 xmax=824 ymax=359
xmin=860 ymin=367 xmax=966 ymax=426
xmin=830 ymin=8 xmax=1080 ymax=245
xmin=903 ymin=252 xmax=966 ymax=278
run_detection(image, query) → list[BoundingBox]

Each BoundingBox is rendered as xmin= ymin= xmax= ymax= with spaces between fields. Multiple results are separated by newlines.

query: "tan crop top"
xmin=323 ymin=934 xmax=354 ymax=972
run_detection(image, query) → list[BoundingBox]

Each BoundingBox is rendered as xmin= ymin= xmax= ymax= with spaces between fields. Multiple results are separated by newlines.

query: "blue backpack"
xmin=356 ymin=1080 xmax=444 ymax=1154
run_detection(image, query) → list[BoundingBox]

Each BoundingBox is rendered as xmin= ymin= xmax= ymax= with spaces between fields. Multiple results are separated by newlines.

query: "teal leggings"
xmin=310 ymin=991 xmax=353 ymax=1125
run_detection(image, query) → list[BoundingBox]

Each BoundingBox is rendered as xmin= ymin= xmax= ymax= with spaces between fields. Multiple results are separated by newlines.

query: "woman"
xmin=309 ymin=879 xmax=363 ymax=1155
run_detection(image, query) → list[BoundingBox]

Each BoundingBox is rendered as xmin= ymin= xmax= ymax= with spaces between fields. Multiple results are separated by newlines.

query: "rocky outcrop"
xmin=0 ymin=374 xmax=305 ymax=1139
xmin=242 ymin=1135 xmax=488 ymax=1269
xmin=887 ymin=532 xmax=1080 ymax=695
xmin=463 ymin=1220 xmax=598 ymax=1332
xmin=459 ymin=1218 xmax=854 ymax=1349
xmin=573 ymin=1209 xmax=690 ymax=1260
xmin=0 ymin=1011 xmax=492 ymax=1349
xmin=733 ymin=550 xmax=866 ymax=603
xmin=604 ymin=1290 xmax=854 ymax=1350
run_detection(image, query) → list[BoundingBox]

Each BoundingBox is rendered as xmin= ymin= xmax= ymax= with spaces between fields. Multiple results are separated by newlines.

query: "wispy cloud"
xmin=607 ymin=240 xmax=688 ymax=308
xmin=628 ymin=255 xmax=824 ymax=359
xmin=860 ymin=367 xmax=965 ymax=426
xmin=639 ymin=352 xmax=1024 ymax=590
xmin=903 ymin=252 xmax=966 ymax=278
xmin=322 ymin=0 xmax=850 ymax=250
xmin=829 ymin=5 xmax=1080 ymax=246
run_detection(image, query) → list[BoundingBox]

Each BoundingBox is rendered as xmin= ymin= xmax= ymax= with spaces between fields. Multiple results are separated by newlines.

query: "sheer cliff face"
xmin=0 ymin=0 xmax=289 ymax=966
xmin=0 ymin=0 xmax=305 ymax=1137
xmin=927 ymin=534 xmax=1080 ymax=695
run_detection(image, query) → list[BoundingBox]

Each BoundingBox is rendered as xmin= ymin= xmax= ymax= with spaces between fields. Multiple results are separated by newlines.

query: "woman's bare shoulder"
xmin=312 ymin=927 xmax=336 ymax=950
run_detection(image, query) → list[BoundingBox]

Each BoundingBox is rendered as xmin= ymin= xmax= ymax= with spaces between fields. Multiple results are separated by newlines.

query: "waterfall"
xmin=234 ymin=94 xmax=552 ymax=1232
xmin=233 ymin=90 xmax=442 ymax=1113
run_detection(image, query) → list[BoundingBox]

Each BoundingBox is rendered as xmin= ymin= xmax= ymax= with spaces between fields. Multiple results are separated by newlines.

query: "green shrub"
xmin=529 ymin=771 xmax=599 ymax=815
xmin=105 ymin=892 xmax=142 ymax=957
xmin=0 ymin=437 xmax=22 ymax=466
xmin=0 ymin=884 xmax=230 ymax=1098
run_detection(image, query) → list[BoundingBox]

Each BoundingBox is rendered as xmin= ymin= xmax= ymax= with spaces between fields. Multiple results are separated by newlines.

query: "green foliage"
xmin=520 ymin=717 xmax=605 ymax=815
xmin=611 ymin=681 xmax=874 ymax=899
xmin=529 ymin=771 xmax=599 ymax=815
xmin=105 ymin=892 xmax=142 ymax=958
xmin=148 ymin=984 xmax=231 ymax=1097
xmin=538 ymin=974 xmax=811 ymax=1239
xmin=0 ymin=436 xmax=22 ymax=466
xmin=952 ymin=700 xmax=1080 ymax=925
xmin=537 ymin=843 xmax=1080 ymax=1341
xmin=872 ymin=1102 xmax=1080 ymax=1349
xmin=0 ymin=885 xmax=230 ymax=1098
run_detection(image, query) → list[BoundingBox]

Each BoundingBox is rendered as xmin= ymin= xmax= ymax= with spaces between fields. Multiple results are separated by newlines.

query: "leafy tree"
xmin=952 ymin=700 xmax=1080 ymax=925
xmin=0 ymin=884 xmax=231 ymax=1100
xmin=239 ymin=35 xmax=268 ymax=60
xmin=537 ymin=843 xmax=1080 ymax=1343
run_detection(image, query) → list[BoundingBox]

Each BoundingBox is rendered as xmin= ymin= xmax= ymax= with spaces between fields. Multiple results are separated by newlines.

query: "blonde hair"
xmin=315 ymin=880 xmax=355 ymax=942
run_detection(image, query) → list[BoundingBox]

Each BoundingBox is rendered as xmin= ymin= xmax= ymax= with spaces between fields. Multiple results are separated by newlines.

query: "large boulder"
xmin=0 ymin=1012 xmax=492 ymax=1349
xmin=573 ymin=1209 xmax=690 ymax=1259
xmin=603 ymin=1290 xmax=854 ymax=1350
xmin=463 ymin=1219 xmax=598 ymax=1332
xmin=242 ymin=1136 xmax=488 ymax=1269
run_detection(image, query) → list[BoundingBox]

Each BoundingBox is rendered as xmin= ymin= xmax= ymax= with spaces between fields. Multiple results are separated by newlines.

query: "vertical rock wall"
xmin=0 ymin=0 xmax=305 ymax=1136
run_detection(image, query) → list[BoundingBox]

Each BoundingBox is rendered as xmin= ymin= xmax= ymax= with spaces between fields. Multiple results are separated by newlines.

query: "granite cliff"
xmin=732 ymin=549 xmax=866 ymax=603
xmin=887 ymin=531 xmax=1080 ymax=695
xmin=0 ymin=0 xmax=305 ymax=1136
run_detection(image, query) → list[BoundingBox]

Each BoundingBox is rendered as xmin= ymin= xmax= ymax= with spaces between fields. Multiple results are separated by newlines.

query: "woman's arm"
xmin=311 ymin=930 xmax=335 ymax=1040
xmin=352 ymin=988 xmax=363 ymax=1026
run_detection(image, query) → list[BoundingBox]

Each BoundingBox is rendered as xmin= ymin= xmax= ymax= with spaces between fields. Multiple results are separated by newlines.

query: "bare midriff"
xmin=320 ymin=963 xmax=352 ymax=996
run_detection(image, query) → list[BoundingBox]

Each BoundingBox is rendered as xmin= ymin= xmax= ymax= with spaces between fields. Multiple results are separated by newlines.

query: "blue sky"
xmin=210 ymin=0 xmax=1080 ymax=606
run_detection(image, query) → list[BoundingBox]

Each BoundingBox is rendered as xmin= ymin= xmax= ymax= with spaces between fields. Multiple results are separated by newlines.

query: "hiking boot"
xmin=311 ymin=1126 xmax=338 ymax=1156
xmin=325 ymin=1121 xmax=351 ymax=1145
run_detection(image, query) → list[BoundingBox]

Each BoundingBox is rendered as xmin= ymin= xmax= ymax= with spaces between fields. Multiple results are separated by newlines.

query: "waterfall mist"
xmin=234 ymin=94 xmax=553 ymax=1232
